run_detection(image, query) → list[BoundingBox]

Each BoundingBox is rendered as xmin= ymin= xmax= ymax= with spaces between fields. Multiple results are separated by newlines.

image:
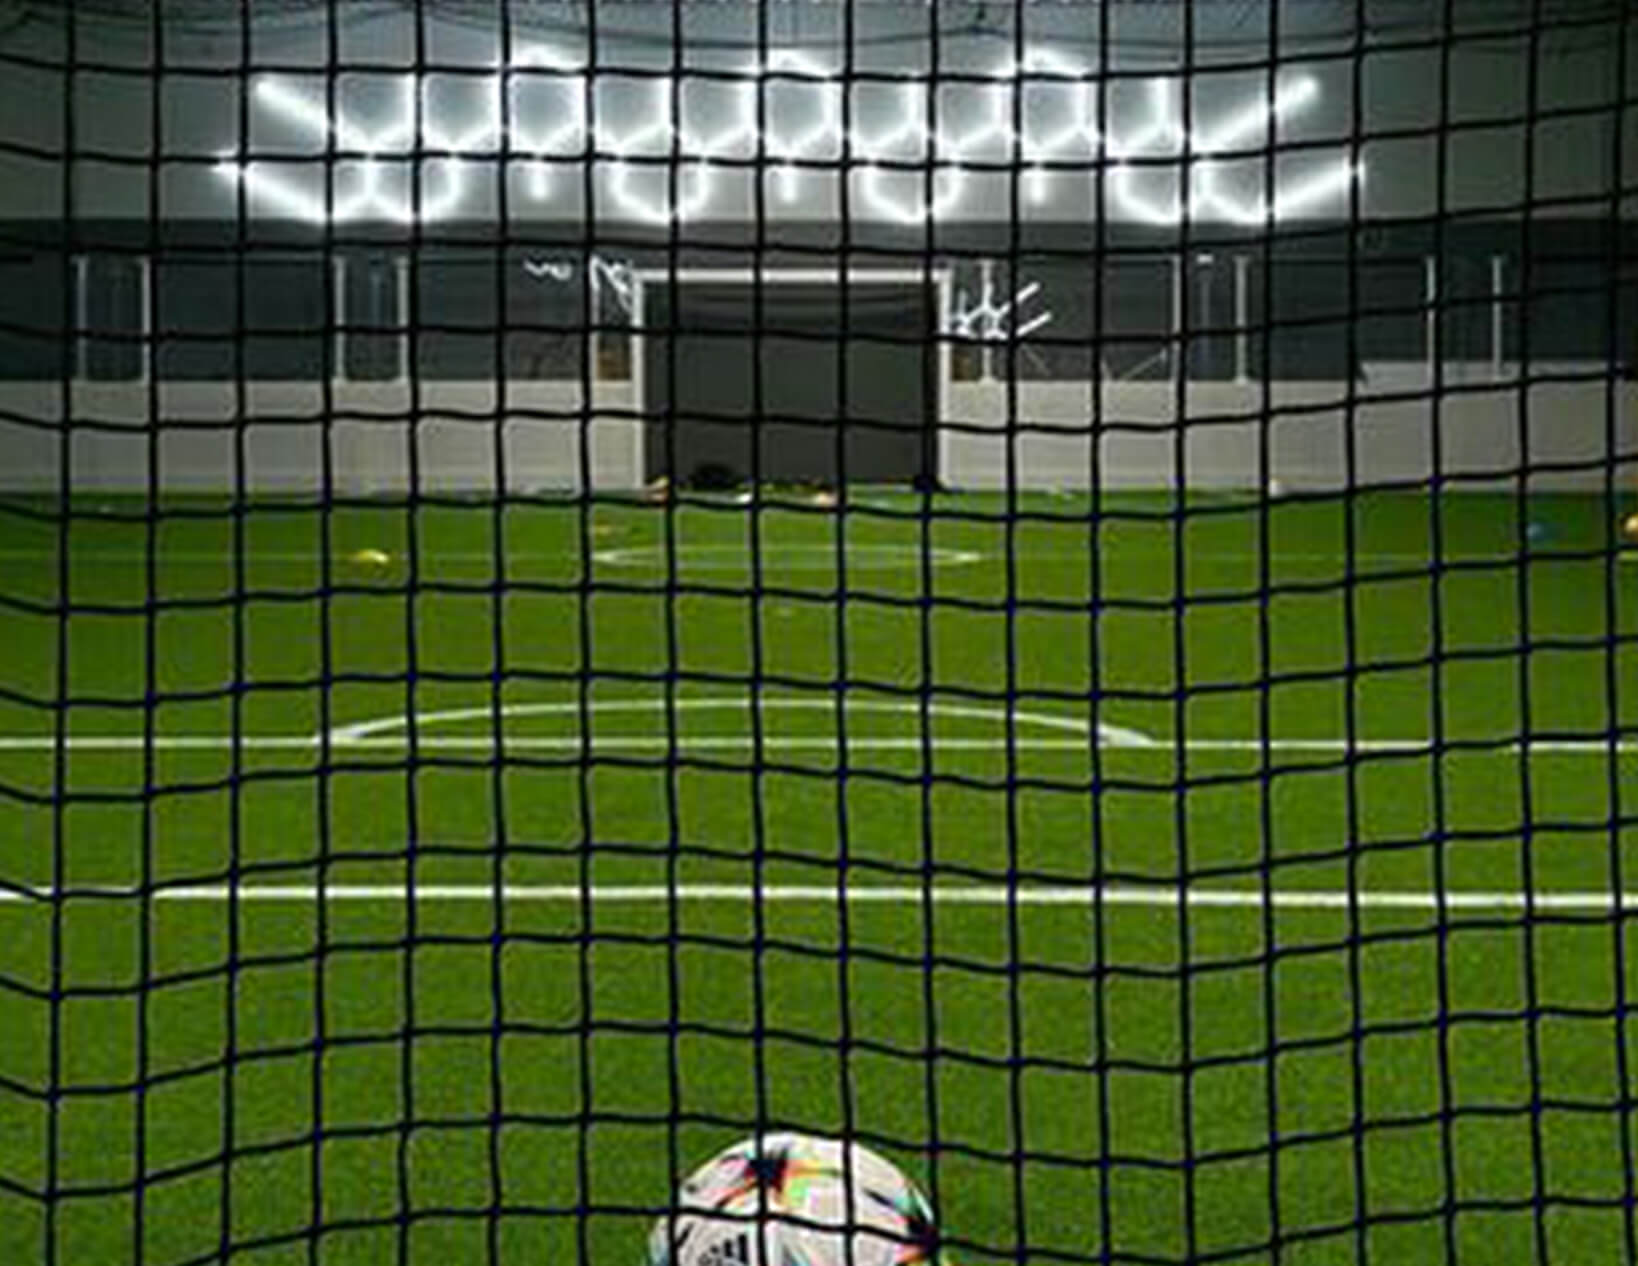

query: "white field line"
xmin=0 ymin=547 xmax=1621 ymax=566
xmin=591 ymin=546 xmax=985 ymax=568
xmin=1 ymin=882 xmax=1636 ymax=910
xmin=0 ymin=734 xmax=1630 ymax=754
xmin=0 ymin=546 xmax=985 ymax=569
xmin=0 ymin=695 xmax=1618 ymax=754
xmin=0 ymin=549 xmax=538 ymax=564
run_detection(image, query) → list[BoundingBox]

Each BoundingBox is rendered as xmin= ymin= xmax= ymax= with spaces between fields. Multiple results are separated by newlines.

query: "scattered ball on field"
xmin=649 ymin=1133 xmax=939 ymax=1266
xmin=592 ymin=524 xmax=621 ymax=539
xmin=350 ymin=548 xmax=391 ymax=565
xmin=1266 ymin=479 xmax=1285 ymax=500
xmin=1622 ymin=513 xmax=1638 ymax=543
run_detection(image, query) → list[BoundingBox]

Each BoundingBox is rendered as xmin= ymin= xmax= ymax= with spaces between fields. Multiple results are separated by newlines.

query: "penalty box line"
xmin=1 ymin=883 xmax=1636 ymax=911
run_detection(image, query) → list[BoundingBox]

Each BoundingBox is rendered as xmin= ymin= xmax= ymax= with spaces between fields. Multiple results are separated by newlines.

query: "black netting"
xmin=2 ymin=1 xmax=1638 ymax=1264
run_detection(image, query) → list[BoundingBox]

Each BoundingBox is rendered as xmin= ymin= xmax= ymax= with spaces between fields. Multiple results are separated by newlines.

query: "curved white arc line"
xmin=324 ymin=696 xmax=1155 ymax=747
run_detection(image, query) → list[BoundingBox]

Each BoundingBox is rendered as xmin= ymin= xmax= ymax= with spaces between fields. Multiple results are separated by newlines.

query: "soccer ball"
xmin=647 ymin=1133 xmax=940 ymax=1266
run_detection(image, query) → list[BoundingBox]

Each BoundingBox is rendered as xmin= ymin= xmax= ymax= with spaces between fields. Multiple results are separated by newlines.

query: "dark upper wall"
xmin=3 ymin=217 xmax=1631 ymax=384
xmin=0 ymin=0 xmax=1632 ymax=226
xmin=2 ymin=2 xmax=1632 ymax=387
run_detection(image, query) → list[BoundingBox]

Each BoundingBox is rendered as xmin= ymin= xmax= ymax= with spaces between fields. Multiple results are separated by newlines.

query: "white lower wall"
xmin=942 ymin=365 xmax=1638 ymax=493
xmin=2 ymin=366 xmax=1633 ymax=494
xmin=0 ymin=381 xmax=642 ymax=494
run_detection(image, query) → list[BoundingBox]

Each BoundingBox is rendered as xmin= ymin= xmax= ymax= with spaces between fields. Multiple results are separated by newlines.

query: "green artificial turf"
xmin=1 ymin=487 xmax=1637 ymax=1265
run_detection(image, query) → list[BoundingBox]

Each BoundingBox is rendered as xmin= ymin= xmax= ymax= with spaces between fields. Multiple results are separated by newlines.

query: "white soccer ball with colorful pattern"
xmin=647 ymin=1133 xmax=940 ymax=1266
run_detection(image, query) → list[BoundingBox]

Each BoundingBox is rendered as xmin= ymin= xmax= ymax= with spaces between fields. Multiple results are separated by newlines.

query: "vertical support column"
xmin=1424 ymin=255 xmax=1438 ymax=381
xmin=139 ymin=255 xmax=153 ymax=385
xmin=72 ymin=254 xmax=89 ymax=381
xmin=629 ymin=277 xmax=646 ymax=489
xmin=330 ymin=255 xmax=347 ymax=385
xmin=979 ymin=258 xmax=996 ymax=383
xmin=329 ymin=254 xmax=358 ymax=495
xmin=1491 ymin=253 xmax=1506 ymax=380
xmin=1170 ymin=253 xmax=1183 ymax=386
xmin=935 ymin=269 xmax=953 ymax=489
xmin=395 ymin=254 xmax=411 ymax=384
xmin=1194 ymin=252 xmax=1214 ymax=382
xmin=589 ymin=264 xmax=601 ymax=385
xmin=1234 ymin=253 xmax=1250 ymax=384
xmin=69 ymin=254 xmax=90 ymax=489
